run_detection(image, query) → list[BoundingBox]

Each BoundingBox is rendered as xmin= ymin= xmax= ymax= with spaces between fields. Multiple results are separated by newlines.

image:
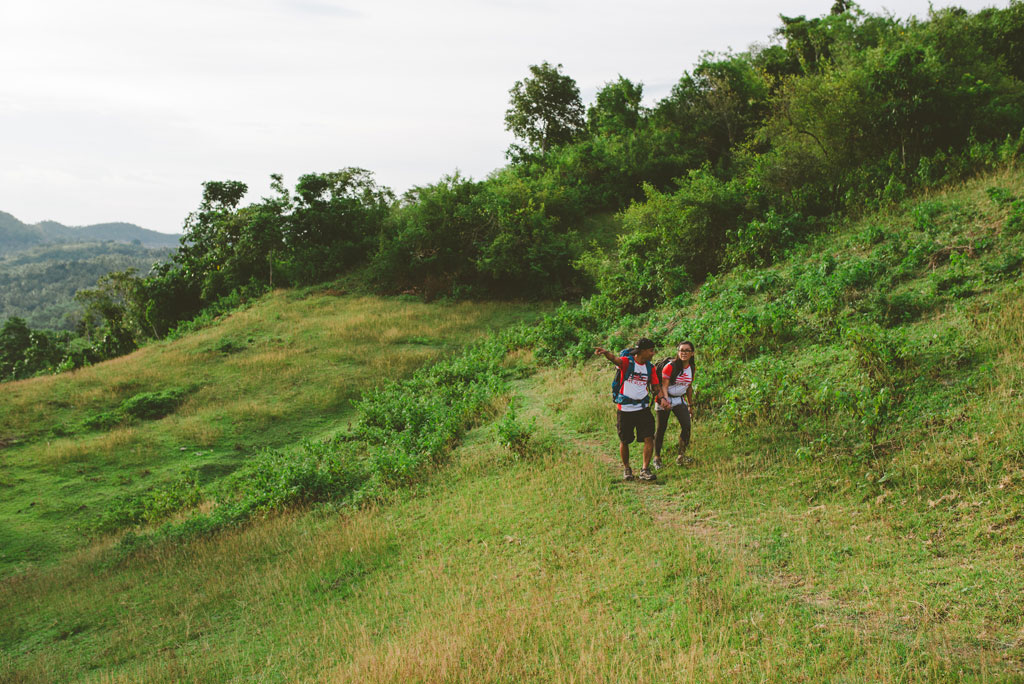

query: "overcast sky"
xmin=0 ymin=0 xmax=1009 ymax=234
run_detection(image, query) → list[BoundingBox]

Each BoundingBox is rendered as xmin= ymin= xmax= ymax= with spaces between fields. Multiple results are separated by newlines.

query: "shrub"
xmin=120 ymin=389 xmax=187 ymax=421
xmin=986 ymin=186 xmax=1017 ymax=207
xmin=725 ymin=211 xmax=806 ymax=268
xmin=80 ymin=410 xmax=123 ymax=432
xmin=859 ymin=224 xmax=887 ymax=246
xmin=869 ymin=289 xmax=936 ymax=326
xmin=91 ymin=474 xmax=202 ymax=534
xmin=496 ymin=399 xmax=537 ymax=460
xmin=1006 ymin=199 xmax=1024 ymax=235
xmin=611 ymin=169 xmax=748 ymax=309
xmin=216 ymin=440 xmax=369 ymax=514
xmin=981 ymin=252 xmax=1023 ymax=279
xmin=912 ymin=200 xmax=946 ymax=233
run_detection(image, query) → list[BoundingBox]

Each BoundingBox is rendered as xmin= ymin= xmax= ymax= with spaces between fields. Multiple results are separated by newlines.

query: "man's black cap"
xmin=636 ymin=337 xmax=655 ymax=351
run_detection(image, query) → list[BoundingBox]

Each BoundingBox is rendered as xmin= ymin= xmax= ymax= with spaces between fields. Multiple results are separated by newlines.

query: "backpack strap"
xmin=615 ymin=356 xmax=636 ymax=399
xmin=668 ymin=359 xmax=682 ymax=385
xmin=616 ymin=358 xmax=655 ymax=407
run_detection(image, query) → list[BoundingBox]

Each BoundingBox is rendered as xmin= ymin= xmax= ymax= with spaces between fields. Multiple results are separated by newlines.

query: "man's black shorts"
xmin=616 ymin=408 xmax=655 ymax=444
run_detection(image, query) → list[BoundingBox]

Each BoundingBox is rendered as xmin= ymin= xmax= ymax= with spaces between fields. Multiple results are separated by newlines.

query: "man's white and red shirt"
xmin=616 ymin=356 xmax=654 ymax=412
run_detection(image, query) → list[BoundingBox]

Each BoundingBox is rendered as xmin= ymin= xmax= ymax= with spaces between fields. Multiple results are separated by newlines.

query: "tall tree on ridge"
xmin=505 ymin=61 xmax=585 ymax=159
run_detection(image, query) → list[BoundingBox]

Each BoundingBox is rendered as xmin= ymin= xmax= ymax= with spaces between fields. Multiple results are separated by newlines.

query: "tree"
xmin=587 ymin=76 xmax=644 ymax=136
xmin=831 ymin=0 xmax=854 ymax=16
xmin=74 ymin=269 xmax=143 ymax=357
xmin=285 ymin=168 xmax=394 ymax=283
xmin=175 ymin=180 xmax=250 ymax=299
xmin=505 ymin=62 xmax=585 ymax=158
xmin=0 ymin=317 xmax=32 ymax=378
xmin=375 ymin=174 xmax=486 ymax=297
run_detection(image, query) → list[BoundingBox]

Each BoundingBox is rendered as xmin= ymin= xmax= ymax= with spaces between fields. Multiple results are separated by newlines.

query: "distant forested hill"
xmin=0 ymin=241 xmax=173 ymax=330
xmin=0 ymin=210 xmax=180 ymax=255
xmin=0 ymin=210 xmax=178 ymax=329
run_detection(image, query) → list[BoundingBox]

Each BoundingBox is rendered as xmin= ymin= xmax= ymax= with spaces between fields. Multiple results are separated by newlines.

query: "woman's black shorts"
xmin=616 ymin=408 xmax=655 ymax=444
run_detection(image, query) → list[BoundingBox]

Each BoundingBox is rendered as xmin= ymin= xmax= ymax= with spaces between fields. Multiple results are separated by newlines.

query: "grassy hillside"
xmin=1 ymin=169 xmax=1023 ymax=682
xmin=0 ymin=292 xmax=543 ymax=577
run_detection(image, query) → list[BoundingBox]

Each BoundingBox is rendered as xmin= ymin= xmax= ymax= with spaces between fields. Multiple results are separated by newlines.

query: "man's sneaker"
xmin=638 ymin=468 xmax=656 ymax=481
xmin=676 ymin=453 xmax=694 ymax=466
xmin=623 ymin=466 xmax=635 ymax=481
xmin=652 ymin=457 xmax=664 ymax=470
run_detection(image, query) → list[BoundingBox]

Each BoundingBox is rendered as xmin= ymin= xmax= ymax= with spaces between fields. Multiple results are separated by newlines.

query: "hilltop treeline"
xmin=3 ymin=1 xmax=1024 ymax=380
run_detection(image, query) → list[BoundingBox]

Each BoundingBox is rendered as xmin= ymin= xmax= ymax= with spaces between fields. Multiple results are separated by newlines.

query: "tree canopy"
xmin=504 ymin=61 xmax=586 ymax=158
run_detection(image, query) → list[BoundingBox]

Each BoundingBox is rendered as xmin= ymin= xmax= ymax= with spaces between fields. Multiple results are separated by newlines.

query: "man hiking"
xmin=595 ymin=337 xmax=668 ymax=481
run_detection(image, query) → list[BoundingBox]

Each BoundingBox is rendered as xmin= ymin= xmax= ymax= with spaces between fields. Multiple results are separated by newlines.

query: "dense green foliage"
xmin=117 ymin=4 xmax=1024 ymax=312
xmin=0 ymin=242 xmax=171 ymax=330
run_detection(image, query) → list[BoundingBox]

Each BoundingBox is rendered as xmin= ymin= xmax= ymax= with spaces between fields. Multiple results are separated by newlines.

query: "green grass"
xmin=1 ymin=169 xmax=1023 ymax=681
xmin=0 ymin=292 xmax=545 ymax=577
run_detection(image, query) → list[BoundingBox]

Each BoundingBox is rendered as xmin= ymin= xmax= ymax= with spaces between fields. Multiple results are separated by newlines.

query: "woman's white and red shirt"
xmin=661 ymin=363 xmax=692 ymax=408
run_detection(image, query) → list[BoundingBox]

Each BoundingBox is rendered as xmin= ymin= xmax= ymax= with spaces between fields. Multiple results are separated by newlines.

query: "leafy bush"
xmin=120 ymin=389 xmax=187 ymax=421
xmin=1006 ymin=199 xmax=1024 ymax=235
xmin=869 ymin=289 xmax=935 ymax=326
xmin=725 ymin=211 xmax=806 ymax=268
xmin=80 ymin=410 xmax=123 ymax=432
xmin=528 ymin=295 xmax=620 ymax=361
xmin=912 ymin=200 xmax=947 ymax=233
xmin=986 ymin=186 xmax=1017 ymax=207
xmin=837 ymin=256 xmax=885 ymax=290
xmin=608 ymin=170 xmax=747 ymax=310
xmin=91 ymin=474 xmax=202 ymax=534
xmin=981 ymin=252 xmax=1023 ymax=279
xmin=496 ymin=399 xmax=537 ymax=460
xmin=79 ymin=388 xmax=188 ymax=433
xmin=215 ymin=440 xmax=369 ymax=514
xmin=859 ymin=224 xmax=887 ymax=246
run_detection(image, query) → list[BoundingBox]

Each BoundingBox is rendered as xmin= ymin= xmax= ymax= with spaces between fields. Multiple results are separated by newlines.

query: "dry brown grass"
xmin=42 ymin=426 xmax=140 ymax=466
xmin=173 ymin=416 xmax=224 ymax=448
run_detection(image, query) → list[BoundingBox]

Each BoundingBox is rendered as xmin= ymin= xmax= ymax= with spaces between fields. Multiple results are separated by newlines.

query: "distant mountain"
xmin=0 ymin=211 xmax=179 ymax=329
xmin=0 ymin=210 xmax=181 ymax=255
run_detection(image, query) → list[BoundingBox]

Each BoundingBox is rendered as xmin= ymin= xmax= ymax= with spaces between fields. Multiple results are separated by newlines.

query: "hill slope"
xmin=0 ymin=292 xmax=544 ymax=576
xmin=1 ymin=169 xmax=1022 ymax=682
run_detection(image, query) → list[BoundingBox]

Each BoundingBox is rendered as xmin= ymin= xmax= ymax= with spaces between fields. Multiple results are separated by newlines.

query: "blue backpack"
xmin=610 ymin=348 xmax=654 ymax=407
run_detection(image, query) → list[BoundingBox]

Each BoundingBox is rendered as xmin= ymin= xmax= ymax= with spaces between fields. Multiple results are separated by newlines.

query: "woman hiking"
xmin=653 ymin=340 xmax=696 ymax=468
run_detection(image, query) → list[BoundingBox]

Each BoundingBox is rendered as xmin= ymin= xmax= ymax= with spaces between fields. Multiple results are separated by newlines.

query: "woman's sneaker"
xmin=638 ymin=468 xmax=656 ymax=481
xmin=623 ymin=466 xmax=635 ymax=481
